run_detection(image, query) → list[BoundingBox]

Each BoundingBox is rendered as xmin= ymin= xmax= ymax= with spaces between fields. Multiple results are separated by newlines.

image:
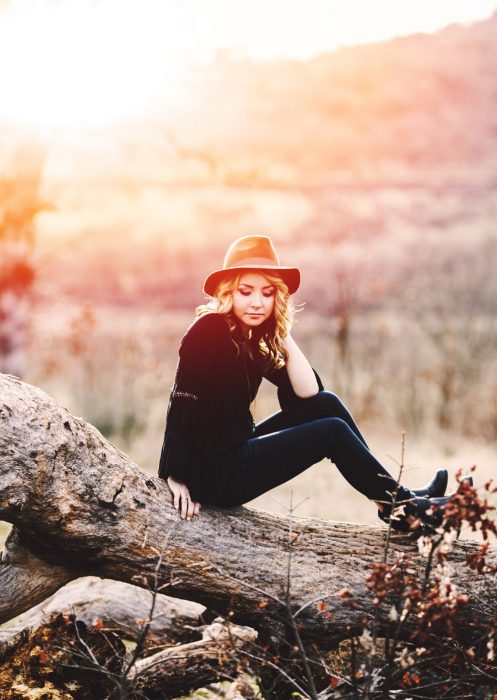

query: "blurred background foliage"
xmin=1 ymin=10 xmax=496 ymax=525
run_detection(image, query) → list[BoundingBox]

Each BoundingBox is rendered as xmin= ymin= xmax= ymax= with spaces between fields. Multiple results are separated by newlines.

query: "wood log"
xmin=0 ymin=612 xmax=126 ymax=699
xmin=0 ymin=611 xmax=256 ymax=700
xmin=1 ymin=372 xmax=496 ymax=650
xmin=129 ymin=617 xmax=258 ymax=698
xmin=0 ymin=576 xmax=205 ymax=648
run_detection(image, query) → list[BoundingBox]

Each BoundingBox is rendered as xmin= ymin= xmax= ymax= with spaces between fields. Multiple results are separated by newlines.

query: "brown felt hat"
xmin=203 ymin=235 xmax=301 ymax=296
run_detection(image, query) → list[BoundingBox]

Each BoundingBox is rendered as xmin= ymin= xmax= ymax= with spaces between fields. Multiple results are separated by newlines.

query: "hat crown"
xmin=224 ymin=235 xmax=280 ymax=269
xmin=202 ymin=234 xmax=301 ymax=296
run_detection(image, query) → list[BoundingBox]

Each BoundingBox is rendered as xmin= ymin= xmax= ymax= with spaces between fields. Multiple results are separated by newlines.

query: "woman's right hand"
xmin=166 ymin=476 xmax=201 ymax=521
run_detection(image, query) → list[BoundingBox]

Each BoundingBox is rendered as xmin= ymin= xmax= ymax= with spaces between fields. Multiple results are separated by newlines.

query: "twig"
xmin=281 ymin=490 xmax=319 ymax=700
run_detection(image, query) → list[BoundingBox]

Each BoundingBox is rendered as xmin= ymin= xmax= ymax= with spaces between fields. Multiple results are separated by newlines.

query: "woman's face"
xmin=231 ymin=271 xmax=276 ymax=332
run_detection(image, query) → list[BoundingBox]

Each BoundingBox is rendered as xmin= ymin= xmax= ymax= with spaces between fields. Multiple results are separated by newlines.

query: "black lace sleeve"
xmin=158 ymin=313 xmax=232 ymax=483
xmin=264 ymin=363 xmax=324 ymax=412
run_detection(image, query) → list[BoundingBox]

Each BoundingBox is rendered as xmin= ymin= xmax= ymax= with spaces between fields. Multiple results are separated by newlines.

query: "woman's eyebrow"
xmin=239 ymin=283 xmax=276 ymax=290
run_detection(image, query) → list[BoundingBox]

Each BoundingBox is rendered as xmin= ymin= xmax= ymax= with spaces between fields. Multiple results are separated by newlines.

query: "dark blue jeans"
xmin=205 ymin=391 xmax=413 ymax=508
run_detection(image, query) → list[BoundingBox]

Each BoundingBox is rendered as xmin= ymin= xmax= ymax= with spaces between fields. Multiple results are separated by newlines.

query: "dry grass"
xmin=1 ymin=303 xmax=493 ymax=550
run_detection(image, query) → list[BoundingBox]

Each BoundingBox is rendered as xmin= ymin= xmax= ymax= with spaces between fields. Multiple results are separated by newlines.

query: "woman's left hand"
xmin=166 ymin=476 xmax=202 ymax=520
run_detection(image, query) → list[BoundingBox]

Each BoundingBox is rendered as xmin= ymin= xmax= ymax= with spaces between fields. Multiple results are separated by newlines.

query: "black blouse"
xmin=158 ymin=312 xmax=324 ymax=498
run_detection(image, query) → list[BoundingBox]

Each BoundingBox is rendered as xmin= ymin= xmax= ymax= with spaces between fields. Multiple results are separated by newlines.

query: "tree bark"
xmin=0 ymin=372 xmax=496 ymax=650
xmin=0 ymin=576 xmax=205 ymax=648
xmin=0 ymin=611 xmax=256 ymax=700
xmin=0 ymin=612 xmax=126 ymax=699
xmin=129 ymin=617 xmax=257 ymax=698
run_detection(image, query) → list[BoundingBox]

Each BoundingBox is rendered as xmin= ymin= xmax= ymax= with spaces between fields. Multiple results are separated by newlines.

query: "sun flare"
xmin=0 ymin=0 xmax=190 ymax=129
xmin=0 ymin=0 xmax=495 ymax=131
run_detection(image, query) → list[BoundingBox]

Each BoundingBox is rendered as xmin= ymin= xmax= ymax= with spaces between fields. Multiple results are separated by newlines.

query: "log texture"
xmin=0 ymin=612 xmax=255 ymax=700
xmin=0 ymin=576 xmax=205 ymax=647
xmin=129 ymin=617 xmax=258 ymax=698
xmin=1 ymin=372 xmax=496 ymax=648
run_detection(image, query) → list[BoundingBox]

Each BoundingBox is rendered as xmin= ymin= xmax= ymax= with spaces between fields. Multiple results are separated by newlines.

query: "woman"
xmin=158 ymin=235 xmax=454 ymax=533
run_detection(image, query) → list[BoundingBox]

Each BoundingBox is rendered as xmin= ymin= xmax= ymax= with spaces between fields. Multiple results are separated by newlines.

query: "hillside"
xmin=1 ymin=10 xmax=496 ymax=310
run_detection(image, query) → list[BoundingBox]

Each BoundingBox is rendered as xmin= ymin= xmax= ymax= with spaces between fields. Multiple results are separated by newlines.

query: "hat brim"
xmin=203 ymin=266 xmax=300 ymax=296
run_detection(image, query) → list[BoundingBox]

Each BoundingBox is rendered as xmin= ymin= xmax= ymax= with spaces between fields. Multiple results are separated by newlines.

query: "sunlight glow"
xmin=198 ymin=0 xmax=497 ymax=61
xmin=0 ymin=0 xmax=495 ymax=130
xmin=0 ymin=0 xmax=190 ymax=128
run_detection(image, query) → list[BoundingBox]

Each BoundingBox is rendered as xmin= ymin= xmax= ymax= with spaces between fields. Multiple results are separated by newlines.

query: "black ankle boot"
xmin=411 ymin=469 xmax=448 ymax=498
xmin=406 ymin=496 xmax=446 ymax=531
xmin=378 ymin=470 xmax=448 ymax=531
xmin=377 ymin=495 xmax=418 ymax=533
xmin=402 ymin=476 xmax=474 ymax=533
xmin=378 ymin=475 xmax=473 ymax=534
xmin=377 ymin=495 xmax=447 ymax=534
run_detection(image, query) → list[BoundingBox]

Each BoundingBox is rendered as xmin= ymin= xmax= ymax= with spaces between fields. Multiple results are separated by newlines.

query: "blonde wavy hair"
xmin=196 ymin=269 xmax=298 ymax=372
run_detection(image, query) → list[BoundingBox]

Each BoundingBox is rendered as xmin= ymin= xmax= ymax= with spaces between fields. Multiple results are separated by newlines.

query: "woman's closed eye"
xmin=239 ymin=290 xmax=274 ymax=297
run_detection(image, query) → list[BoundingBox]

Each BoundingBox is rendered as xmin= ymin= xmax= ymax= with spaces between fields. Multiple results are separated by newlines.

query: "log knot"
xmin=97 ymin=478 xmax=126 ymax=509
xmin=1 ymin=403 xmax=13 ymax=417
xmin=201 ymin=617 xmax=258 ymax=644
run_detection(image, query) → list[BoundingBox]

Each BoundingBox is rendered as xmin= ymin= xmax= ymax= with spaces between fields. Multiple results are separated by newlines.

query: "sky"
xmin=184 ymin=0 xmax=497 ymax=61
xmin=0 ymin=0 xmax=496 ymax=128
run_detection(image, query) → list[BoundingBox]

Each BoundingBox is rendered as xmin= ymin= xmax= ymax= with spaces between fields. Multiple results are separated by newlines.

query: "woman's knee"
xmin=323 ymin=416 xmax=350 ymax=435
xmin=311 ymin=390 xmax=344 ymax=415
xmin=317 ymin=417 xmax=355 ymax=460
xmin=309 ymin=416 xmax=351 ymax=444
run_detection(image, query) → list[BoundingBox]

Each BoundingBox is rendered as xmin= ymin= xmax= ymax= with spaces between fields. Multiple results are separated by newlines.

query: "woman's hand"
xmin=166 ymin=476 xmax=201 ymax=520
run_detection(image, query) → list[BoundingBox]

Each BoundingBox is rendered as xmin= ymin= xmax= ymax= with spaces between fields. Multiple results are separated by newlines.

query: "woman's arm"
xmin=159 ymin=313 xmax=231 ymax=520
xmin=282 ymin=332 xmax=319 ymax=398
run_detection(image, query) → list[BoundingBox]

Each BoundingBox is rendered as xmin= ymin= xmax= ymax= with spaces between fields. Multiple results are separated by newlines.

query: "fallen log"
xmin=0 ymin=611 xmax=256 ymax=700
xmin=0 ymin=372 xmax=496 ymax=650
xmin=0 ymin=612 xmax=125 ymax=700
xmin=129 ymin=617 xmax=258 ymax=698
xmin=0 ymin=576 xmax=205 ymax=648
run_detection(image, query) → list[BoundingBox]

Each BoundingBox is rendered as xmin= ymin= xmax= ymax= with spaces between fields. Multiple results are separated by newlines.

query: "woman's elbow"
xmin=294 ymin=379 xmax=321 ymax=399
